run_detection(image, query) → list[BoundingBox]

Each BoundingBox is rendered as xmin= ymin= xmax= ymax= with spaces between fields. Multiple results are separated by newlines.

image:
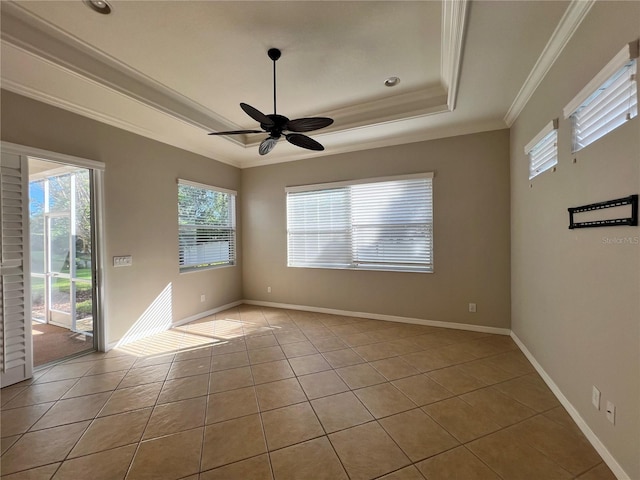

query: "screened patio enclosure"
xmin=29 ymin=159 xmax=94 ymax=338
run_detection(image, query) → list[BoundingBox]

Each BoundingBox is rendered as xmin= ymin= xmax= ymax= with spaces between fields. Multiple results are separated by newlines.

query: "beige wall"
xmin=510 ymin=2 xmax=640 ymax=477
xmin=242 ymin=130 xmax=511 ymax=329
xmin=1 ymin=90 xmax=243 ymax=345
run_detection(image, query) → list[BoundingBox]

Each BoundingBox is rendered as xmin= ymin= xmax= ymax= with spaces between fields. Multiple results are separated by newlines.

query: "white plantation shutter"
xmin=178 ymin=180 xmax=236 ymax=271
xmin=1 ymin=151 xmax=32 ymax=387
xmin=287 ymin=174 xmax=433 ymax=273
xmin=564 ymin=41 xmax=638 ymax=153
xmin=572 ymin=61 xmax=637 ymax=152
xmin=525 ymin=120 xmax=558 ymax=180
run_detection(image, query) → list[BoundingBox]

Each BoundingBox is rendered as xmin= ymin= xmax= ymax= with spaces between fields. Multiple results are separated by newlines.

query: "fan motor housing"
xmin=262 ymin=114 xmax=289 ymax=135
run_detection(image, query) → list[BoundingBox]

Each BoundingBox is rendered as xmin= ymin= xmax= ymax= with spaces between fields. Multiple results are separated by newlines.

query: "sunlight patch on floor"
xmin=114 ymin=315 xmax=276 ymax=358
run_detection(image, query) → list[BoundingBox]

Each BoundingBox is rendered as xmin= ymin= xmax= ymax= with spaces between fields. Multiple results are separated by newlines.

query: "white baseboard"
xmin=106 ymin=300 xmax=243 ymax=351
xmin=510 ymin=332 xmax=629 ymax=480
xmin=242 ymin=299 xmax=511 ymax=336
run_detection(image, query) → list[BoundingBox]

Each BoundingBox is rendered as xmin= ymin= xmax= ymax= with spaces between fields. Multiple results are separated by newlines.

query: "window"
xmin=564 ymin=41 xmax=638 ymax=152
xmin=525 ymin=119 xmax=558 ymax=180
xmin=286 ymin=173 xmax=433 ymax=273
xmin=178 ymin=179 xmax=236 ymax=271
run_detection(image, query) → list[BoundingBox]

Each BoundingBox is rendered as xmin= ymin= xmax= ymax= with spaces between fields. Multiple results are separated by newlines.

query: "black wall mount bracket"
xmin=568 ymin=194 xmax=638 ymax=229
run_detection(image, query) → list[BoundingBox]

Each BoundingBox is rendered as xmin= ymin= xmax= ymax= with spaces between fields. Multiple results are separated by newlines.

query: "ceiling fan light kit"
xmin=209 ymin=48 xmax=334 ymax=155
xmin=84 ymin=0 xmax=112 ymax=15
xmin=384 ymin=76 xmax=401 ymax=87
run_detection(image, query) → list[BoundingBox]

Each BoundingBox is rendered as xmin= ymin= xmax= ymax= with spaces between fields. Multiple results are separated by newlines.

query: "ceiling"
xmin=1 ymin=1 xmax=592 ymax=168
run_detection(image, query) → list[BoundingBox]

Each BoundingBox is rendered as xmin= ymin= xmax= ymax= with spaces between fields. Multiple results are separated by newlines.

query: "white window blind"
xmin=286 ymin=174 xmax=433 ymax=273
xmin=178 ymin=180 xmax=236 ymax=271
xmin=525 ymin=119 xmax=558 ymax=180
xmin=564 ymin=41 xmax=638 ymax=153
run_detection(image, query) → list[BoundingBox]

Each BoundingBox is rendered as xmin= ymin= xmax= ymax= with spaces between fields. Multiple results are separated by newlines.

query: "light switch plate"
xmin=592 ymin=386 xmax=601 ymax=410
xmin=113 ymin=255 xmax=132 ymax=267
xmin=606 ymin=401 xmax=615 ymax=424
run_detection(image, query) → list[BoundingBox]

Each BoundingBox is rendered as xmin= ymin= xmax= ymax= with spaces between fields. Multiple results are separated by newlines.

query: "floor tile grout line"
xmin=248 ymin=317 xmax=278 ymax=480
xmin=197 ymin=351 xmax=215 ymax=477
xmin=53 ymin=351 xmax=159 ymax=477
xmin=1 ymin=375 xmax=83 ymax=411
xmin=572 ymin=462 xmax=610 ymax=479
xmin=461 ymin=444 xmax=508 ymax=480
xmin=122 ymin=334 xmax=187 ymax=479
xmin=268 ymin=306 xmax=354 ymax=479
xmin=500 ymin=413 xmax=596 ymax=479
xmin=369 ymin=464 xmax=425 ymax=480
xmin=463 ymin=419 xmax=577 ymax=479
xmin=0 ymin=460 xmax=65 ymax=478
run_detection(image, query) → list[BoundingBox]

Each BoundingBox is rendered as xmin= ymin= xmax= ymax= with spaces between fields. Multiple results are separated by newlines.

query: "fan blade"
xmin=259 ymin=136 xmax=279 ymax=155
xmin=286 ymin=133 xmax=324 ymax=151
xmin=208 ymin=130 xmax=263 ymax=135
xmin=240 ymin=103 xmax=275 ymax=127
xmin=286 ymin=117 xmax=334 ymax=133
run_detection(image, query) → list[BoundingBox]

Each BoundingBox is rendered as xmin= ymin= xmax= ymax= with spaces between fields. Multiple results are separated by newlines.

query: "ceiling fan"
xmin=208 ymin=48 xmax=334 ymax=155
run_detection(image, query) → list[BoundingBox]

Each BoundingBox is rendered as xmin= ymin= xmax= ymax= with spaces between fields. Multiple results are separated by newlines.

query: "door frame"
xmin=1 ymin=142 xmax=107 ymax=354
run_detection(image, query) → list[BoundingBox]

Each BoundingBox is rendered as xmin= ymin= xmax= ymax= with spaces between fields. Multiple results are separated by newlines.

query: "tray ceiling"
xmin=1 ymin=1 xmax=585 ymax=168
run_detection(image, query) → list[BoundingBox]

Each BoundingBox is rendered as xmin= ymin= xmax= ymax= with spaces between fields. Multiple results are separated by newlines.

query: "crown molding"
xmin=320 ymin=85 xmax=448 ymax=130
xmin=441 ymin=0 xmax=469 ymax=111
xmin=3 ymin=79 xmax=242 ymax=169
xmin=241 ymin=118 xmax=507 ymax=169
xmin=504 ymin=0 xmax=595 ymax=126
xmin=1 ymin=41 xmax=243 ymax=168
xmin=1 ymin=76 xmax=154 ymax=139
xmin=0 ymin=2 xmax=243 ymax=142
xmin=245 ymin=85 xmax=450 ymax=147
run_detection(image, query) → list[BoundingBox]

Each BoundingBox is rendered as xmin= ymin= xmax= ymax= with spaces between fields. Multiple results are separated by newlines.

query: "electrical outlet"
xmin=592 ymin=386 xmax=601 ymax=410
xmin=267 ymin=286 xmax=272 ymax=293
xmin=200 ymin=294 xmax=206 ymax=303
xmin=606 ymin=401 xmax=615 ymax=424
xmin=468 ymin=303 xmax=477 ymax=313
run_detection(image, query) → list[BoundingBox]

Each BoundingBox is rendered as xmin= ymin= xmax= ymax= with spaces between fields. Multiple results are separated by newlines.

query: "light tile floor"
xmin=1 ymin=306 xmax=615 ymax=479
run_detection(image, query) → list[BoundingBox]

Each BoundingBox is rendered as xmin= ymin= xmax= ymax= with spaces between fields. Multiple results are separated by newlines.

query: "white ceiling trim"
xmin=240 ymin=118 xmax=507 ymax=169
xmin=3 ymin=75 xmax=152 ymax=137
xmin=0 ymin=39 xmax=162 ymax=140
xmin=1 ymin=41 xmax=244 ymax=168
xmin=0 ymin=2 xmax=245 ymax=141
xmin=441 ymin=0 xmax=469 ymax=111
xmin=503 ymin=0 xmax=595 ymax=126
xmin=245 ymin=85 xmax=450 ymax=147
